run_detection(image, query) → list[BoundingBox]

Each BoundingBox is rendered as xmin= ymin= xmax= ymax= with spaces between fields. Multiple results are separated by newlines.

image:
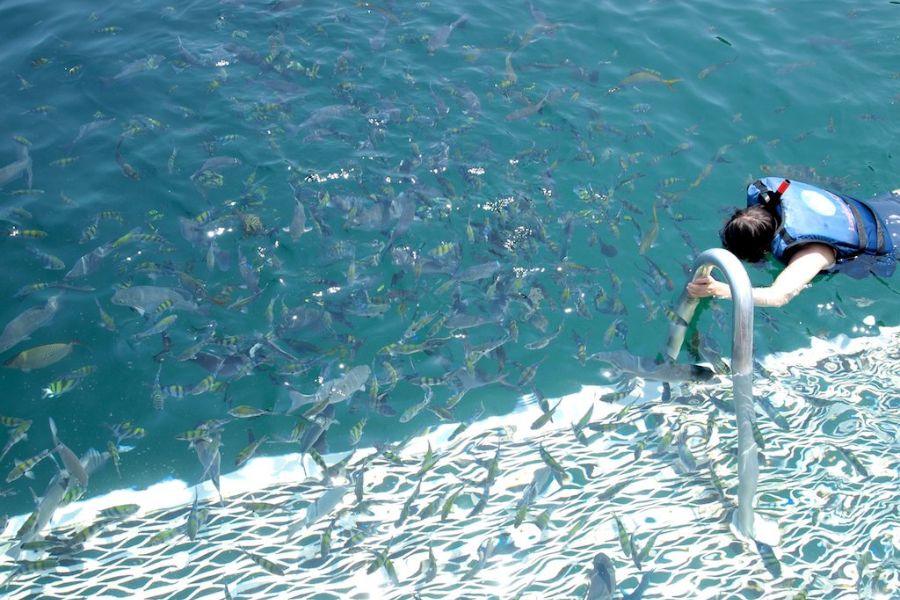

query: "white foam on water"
xmin=758 ymin=324 xmax=900 ymax=369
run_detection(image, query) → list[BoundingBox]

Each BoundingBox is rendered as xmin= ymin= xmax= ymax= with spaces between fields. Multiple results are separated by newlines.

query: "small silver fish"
xmin=0 ymin=295 xmax=60 ymax=353
xmin=589 ymin=351 xmax=714 ymax=382
xmin=0 ymin=142 xmax=32 ymax=189
xmin=191 ymin=156 xmax=241 ymax=181
xmin=191 ymin=432 xmax=222 ymax=501
xmin=287 ymin=485 xmax=349 ymax=538
xmin=427 ymin=15 xmax=467 ymax=53
xmin=111 ymin=285 xmax=198 ymax=316
xmin=112 ymin=55 xmax=164 ymax=80
xmin=287 ymin=366 xmax=371 ymax=414
xmin=72 ymin=118 xmax=116 ymax=144
xmin=65 ymin=239 xmax=118 ymax=280
xmin=505 ymin=91 xmax=550 ymax=122
xmin=49 ymin=417 xmax=89 ymax=488
xmin=288 ymin=198 xmax=307 ymax=241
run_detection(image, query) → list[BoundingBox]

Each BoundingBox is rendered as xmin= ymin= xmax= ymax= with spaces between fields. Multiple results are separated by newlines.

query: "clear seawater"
xmin=0 ymin=0 xmax=897 ymax=598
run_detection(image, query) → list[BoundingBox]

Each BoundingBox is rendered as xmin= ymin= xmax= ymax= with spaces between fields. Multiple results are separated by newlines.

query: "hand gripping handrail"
xmin=665 ymin=248 xmax=759 ymax=540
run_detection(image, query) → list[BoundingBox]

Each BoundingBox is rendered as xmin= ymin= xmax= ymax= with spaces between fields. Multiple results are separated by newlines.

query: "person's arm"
xmin=686 ymin=244 xmax=836 ymax=307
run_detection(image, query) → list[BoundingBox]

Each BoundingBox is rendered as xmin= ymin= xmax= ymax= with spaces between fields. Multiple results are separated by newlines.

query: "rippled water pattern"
xmin=4 ymin=331 xmax=899 ymax=598
xmin=0 ymin=0 xmax=898 ymax=597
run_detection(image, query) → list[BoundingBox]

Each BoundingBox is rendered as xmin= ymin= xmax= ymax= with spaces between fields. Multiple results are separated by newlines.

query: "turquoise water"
xmin=0 ymin=0 xmax=898 ymax=597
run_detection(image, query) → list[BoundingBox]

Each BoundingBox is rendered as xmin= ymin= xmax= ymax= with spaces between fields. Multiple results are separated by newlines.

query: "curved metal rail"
xmin=665 ymin=248 xmax=759 ymax=539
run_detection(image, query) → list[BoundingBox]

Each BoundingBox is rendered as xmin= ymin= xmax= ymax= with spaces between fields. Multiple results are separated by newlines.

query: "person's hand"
xmin=686 ymin=275 xmax=720 ymax=298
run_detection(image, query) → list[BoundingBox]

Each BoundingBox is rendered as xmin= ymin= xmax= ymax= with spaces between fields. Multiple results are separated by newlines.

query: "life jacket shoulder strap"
xmin=845 ymin=201 xmax=869 ymax=253
xmin=854 ymin=199 xmax=889 ymax=254
xmin=752 ymin=178 xmax=791 ymax=205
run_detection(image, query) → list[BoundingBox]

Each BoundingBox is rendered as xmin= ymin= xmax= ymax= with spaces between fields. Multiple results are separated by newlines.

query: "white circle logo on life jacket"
xmin=800 ymin=189 xmax=837 ymax=216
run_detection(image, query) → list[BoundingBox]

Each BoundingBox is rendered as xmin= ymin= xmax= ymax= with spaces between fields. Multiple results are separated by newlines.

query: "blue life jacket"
xmin=747 ymin=177 xmax=895 ymax=277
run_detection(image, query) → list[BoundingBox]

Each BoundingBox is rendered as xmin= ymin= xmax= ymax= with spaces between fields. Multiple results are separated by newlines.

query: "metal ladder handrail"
xmin=665 ymin=248 xmax=759 ymax=540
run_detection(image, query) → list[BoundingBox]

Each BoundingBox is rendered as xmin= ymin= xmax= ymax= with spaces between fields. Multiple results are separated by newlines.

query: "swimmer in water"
xmin=687 ymin=178 xmax=899 ymax=306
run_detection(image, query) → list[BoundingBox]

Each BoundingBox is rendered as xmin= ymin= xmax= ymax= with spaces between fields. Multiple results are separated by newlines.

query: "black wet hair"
xmin=720 ymin=205 xmax=777 ymax=263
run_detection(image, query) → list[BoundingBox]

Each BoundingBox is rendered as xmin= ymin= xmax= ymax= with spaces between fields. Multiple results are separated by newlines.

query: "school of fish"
xmin=0 ymin=0 xmax=896 ymax=597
